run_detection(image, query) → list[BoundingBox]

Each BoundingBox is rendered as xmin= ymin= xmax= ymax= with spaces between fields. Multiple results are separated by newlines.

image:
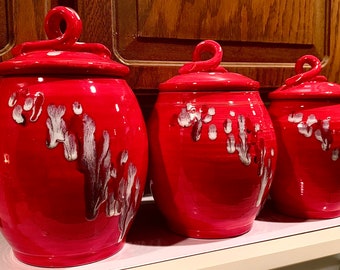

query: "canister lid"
xmin=159 ymin=40 xmax=259 ymax=92
xmin=0 ymin=6 xmax=129 ymax=77
xmin=269 ymin=55 xmax=340 ymax=99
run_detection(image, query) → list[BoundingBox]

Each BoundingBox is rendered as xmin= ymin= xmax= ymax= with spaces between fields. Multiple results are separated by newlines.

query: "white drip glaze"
xmin=12 ymin=105 xmax=24 ymax=124
xmin=46 ymin=105 xmax=67 ymax=148
xmin=8 ymin=91 xmax=142 ymax=241
xmin=208 ymin=124 xmax=217 ymax=140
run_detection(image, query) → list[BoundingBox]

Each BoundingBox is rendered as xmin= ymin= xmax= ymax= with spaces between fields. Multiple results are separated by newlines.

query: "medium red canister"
xmin=269 ymin=55 xmax=340 ymax=218
xmin=148 ymin=40 xmax=277 ymax=238
xmin=0 ymin=6 xmax=148 ymax=267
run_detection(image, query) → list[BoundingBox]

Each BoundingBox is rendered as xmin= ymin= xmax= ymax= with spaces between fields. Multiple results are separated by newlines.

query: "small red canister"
xmin=0 ymin=6 xmax=148 ymax=267
xmin=148 ymin=40 xmax=277 ymax=238
xmin=269 ymin=55 xmax=340 ymax=218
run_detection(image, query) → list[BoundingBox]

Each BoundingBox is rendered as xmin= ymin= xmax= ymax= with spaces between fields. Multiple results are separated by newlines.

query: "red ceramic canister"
xmin=0 ymin=7 xmax=148 ymax=267
xmin=269 ymin=55 xmax=340 ymax=218
xmin=148 ymin=40 xmax=277 ymax=238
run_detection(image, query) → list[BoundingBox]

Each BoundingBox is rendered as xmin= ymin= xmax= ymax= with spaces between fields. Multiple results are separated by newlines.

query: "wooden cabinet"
xmin=0 ymin=2 xmax=340 ymax=268
xmin=82 ymin=0 xmax=340 ymax=94
xmin=111 ymin=0 xmax=337 ymax=90
xmin=1 ymin=0 xmax=340 ymax=106
xmin=0 ymin=1 xmax=49 ymax=61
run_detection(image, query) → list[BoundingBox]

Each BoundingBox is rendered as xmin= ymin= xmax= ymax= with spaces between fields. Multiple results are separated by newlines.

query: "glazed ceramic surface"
xmin=0 ymin=7 xmax=148 ymax=267
xmin=148 ymin=40 xmax=277 ymax=239
xmin=269 ymin=55 xmax=340 ymax=219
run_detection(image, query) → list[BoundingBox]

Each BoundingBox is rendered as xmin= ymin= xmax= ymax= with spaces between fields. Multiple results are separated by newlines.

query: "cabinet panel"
xmin=0 ymin=0 xmax=12 ymax=54
xmin=137 ymin=0 xmax=316 ymax=44
xmin=2 ymin=1 xmax=339 ymax=93
xmin=116 ymin=0 xmax=328 ymax=62
xmin=108 ymin=0 xmax=338 ymax=90
xmin=0 ymin=0 xmax=52 ymax=61
xmin=0 ymin=0 xmax=13 ymax=58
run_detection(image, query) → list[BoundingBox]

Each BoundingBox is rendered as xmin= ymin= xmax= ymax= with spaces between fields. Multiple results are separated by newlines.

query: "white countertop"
xmin=1 ymin=197 xmax=340 ymax=270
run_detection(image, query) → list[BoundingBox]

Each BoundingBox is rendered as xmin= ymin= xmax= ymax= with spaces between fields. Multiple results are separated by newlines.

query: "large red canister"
xmin=269 ymin=55 xmax=340 ymax=219
xmin=148 ymin=40 xmax=277 ymax=238
xmin=0 ymin=6 xmax=148 ymax=267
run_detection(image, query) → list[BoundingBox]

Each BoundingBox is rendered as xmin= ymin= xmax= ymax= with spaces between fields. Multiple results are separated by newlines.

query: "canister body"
xmin=0 ymin=76 xmax=148 ymax=266
xmin=269 ymin=100 xmax=340 ymax=218
xmin=149 ymin=91 xmax=277 ymax=238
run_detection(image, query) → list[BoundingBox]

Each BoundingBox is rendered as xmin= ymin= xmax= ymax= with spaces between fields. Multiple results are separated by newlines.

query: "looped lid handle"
xmin=11 ymin=6 xmax=111 ymax=58
xmin=269 ymin=54 xmax=340 ymax=99
xmin=159 ymin=40 xmax=259 ymax=92
xmin=284 ymin=55 xmax=327 ymax=86
xmin=179 ymin=40 xmax=227 ymax=74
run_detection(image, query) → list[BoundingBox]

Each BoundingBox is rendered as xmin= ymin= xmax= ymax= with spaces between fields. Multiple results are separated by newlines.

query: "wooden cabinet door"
xmin=2 ymin=1 xmax=340 ymax=95
xmin=0 ymin=0 xmax=53 ymax=61
xmin=77 ymin=0 xmax=340 ymax=94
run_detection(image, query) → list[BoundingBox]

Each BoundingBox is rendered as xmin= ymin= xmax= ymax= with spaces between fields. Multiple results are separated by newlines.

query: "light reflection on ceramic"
xmin=0 ymin=6 xmax=147 ymax=267
xmin=269 ymin=55 xmax=340 ymax=218
xmin=148 ymin=40 xmax=277 ymax=239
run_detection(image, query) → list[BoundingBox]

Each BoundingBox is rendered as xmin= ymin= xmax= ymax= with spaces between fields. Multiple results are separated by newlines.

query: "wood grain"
xmin=0 ymin=0 xmax=52 ymax=61
xmin=0 ymin=0 xmax=12 ymax=54
xmin=325 ymin=0 xmax=340 ymax=82
xmin=137 ymin=0 xmax=316 ymax=44
xmin=110 ymin=0 xmax=338 ymax=91
xmin=1 ymin=0 xmax=339 ymax=98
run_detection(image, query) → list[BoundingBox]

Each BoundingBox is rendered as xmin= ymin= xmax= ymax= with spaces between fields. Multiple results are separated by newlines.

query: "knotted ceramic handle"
xmin=179 ymin=40 xmax=227 ymax=74
xmin=12 ymin=6 xmax=111 ymax=58
xmin=44 ymin=6 xmax=82 ymax=47
xmin=285 ymin=55 xmax=327 ymax=86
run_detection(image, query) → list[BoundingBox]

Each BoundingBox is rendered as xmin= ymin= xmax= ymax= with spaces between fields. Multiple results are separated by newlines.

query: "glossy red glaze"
xmin=0 ymin=7 xmax=147 ymax=267
xmin=148 ymin=40 xmax=277 ymax=239
xmin=269 ymin=55 xmax=340 ymax=219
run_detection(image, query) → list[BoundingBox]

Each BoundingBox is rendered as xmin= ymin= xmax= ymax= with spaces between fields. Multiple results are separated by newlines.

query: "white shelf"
xmin=130 ymin=226 xmax=340 ymax=270
xmin=1 ymin=198 xmax=340 ymax=270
